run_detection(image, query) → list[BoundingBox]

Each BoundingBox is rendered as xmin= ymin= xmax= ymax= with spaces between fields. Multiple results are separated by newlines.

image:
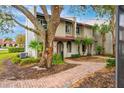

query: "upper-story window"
xmin=76 ymin=26 xmax=80 ymax=35
xmin=38 ymin=17 xmax=47 ymax=29
xmin=41 ymin=19 xmax=47 ymax=25
xmin=65 ymin=22 xmax=72 ymax=34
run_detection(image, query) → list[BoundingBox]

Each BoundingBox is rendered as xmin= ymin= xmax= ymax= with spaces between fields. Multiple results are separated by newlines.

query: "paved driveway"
xmin=0 ymin=59 xmax=105 ymax=88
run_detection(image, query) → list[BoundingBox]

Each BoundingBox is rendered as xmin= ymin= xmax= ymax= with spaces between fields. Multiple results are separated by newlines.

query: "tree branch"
xmin=12 ymin=5 xmax=46 ymax=40
xmin=12 ymin=5 xmax=45 ymax=32
xmin=13 ymin=18 xmax=40 ymax=35
xmin=40 ymin=5 xmax=50 ymax=23
xmin=51 ymin=5 xmax=61 ymax=28
xmin=59 ymin=5 xmax=64 ymax=14
xmin=12 ymin=6 xmax=37 ymax=26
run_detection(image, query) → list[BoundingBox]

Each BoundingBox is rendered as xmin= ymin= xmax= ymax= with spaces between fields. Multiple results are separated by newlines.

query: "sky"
xmin=0 ymin=5 xmax=107 ymax=40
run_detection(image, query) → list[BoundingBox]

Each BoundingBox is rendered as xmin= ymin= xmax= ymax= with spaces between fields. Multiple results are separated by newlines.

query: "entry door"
xmin=57 ymin=41 xmax=63 ymax=54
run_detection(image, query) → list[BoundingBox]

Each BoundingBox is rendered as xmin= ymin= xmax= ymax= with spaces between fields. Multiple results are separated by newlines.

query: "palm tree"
xmin=75 ymin=37 xmax=82 ymax=55
xmin=28 ymin=40 xmax=43 ymax=57
xmin=93 ymin=5 xmax=116 ymax=56
xmin=92 ymin=23 xmax=111 ymax=55
xmin=99 ymin=24 xmax=111 ymax=55
xmin=83 ymin=37 xmax=94 ymax=56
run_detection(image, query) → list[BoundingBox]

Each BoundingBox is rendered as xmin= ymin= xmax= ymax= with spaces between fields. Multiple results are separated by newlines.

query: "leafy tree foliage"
xmin=0 ymin=6 xmax=15 ymax=34
xmin=16 ymin=34 xmax=25 ymax=48
xmin=82 ymin=37 xmax=94 ymax=56
xmin=28 ymin=40 xmax=43 ymax=52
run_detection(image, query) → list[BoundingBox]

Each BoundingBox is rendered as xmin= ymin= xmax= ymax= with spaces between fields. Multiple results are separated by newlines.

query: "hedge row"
xmin=8 ymin=47 xmax=25 ymax=53
xmin=11 ymin=57 xmax=40 ymax=65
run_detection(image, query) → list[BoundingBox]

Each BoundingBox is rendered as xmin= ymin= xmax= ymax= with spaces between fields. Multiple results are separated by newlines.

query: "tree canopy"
xmin=0 ymin=6 xmax=15 ymax=34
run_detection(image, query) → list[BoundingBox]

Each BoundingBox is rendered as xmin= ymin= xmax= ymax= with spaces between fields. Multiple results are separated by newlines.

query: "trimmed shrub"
xmin=20 ymin=57 xmax=40 ymax=65
xmin=52 ymin=54 xmax=64 ymax=64
xmin=71 ymin=54 xmax=81 ymax=58
xmin=95 ymin=45 xmax=104 ymax=55
xmin=11 ymin=57 xmax=21 ymax=64
xmin=11 ymin=57 xmax=40 ymax=65
xmin=106 ymin=58 xmax=115 ymax=67
xmin=8 ymin=47 xmax=24 ymax=53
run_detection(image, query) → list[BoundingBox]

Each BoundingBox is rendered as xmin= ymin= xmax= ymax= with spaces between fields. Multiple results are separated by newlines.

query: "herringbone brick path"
xmin=0 ymin=59 xmax=105 ymax=88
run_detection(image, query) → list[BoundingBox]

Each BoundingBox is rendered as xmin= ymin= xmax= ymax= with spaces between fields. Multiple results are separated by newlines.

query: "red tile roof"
xmin=54 ymin=36 xmax=75 ymax=41
xmin=0 ymin=39 xmax=16 ymax=45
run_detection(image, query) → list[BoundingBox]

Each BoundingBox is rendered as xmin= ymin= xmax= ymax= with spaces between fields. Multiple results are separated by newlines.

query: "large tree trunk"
xmin=39 ymin=36 xmax=53 ymax=68
xmin=13 ymin=5 xmax=63 ymax=68
xmin=112 ymin=31 xmax=115 ymax=56
xmin=110 ymin=15 xmax=115 ymax=57
xmin=102 ymin=34 xmax=106 ymax=55
xmin=46 ymin=43 xmax=53 ymax=68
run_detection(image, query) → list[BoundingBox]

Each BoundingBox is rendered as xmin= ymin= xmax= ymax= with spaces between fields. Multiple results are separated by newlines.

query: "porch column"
xmin=63 ymin=42 xmax=67 ymax=58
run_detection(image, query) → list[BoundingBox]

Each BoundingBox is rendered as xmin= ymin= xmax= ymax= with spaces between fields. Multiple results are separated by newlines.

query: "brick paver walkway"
xmin=0 ymin=59 xmax=105 ymax=88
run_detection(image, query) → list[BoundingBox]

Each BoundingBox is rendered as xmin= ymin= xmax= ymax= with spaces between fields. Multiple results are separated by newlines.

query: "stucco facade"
xmin=25 ymin=13 xmax=113 ymax=58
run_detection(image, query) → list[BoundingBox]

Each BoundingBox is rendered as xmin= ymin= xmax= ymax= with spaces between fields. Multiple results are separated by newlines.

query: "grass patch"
xmin=0 ymin=50 xmax=19 ymax=62
xmin=0 ymin=50 xmax=8 ymax=54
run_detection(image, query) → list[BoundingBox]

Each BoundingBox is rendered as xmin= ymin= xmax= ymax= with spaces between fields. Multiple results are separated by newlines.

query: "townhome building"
xmin=25 ymin=13 xmax=113 ymax=58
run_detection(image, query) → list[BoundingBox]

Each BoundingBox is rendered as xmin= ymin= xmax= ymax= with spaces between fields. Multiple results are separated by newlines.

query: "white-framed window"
xmin=76 ymin=26 xmax=80 ymax=35
xmin=38 ymin=18 xmax=47 ymax=29
xmin=65 ymin=22 xmax=72 ymax=34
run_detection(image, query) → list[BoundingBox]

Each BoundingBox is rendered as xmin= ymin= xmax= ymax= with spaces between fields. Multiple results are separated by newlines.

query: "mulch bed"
xmin=67 ymin=56 xmax=106 ymax=63
xmin=0 ymin=60 xmax=77 ymax=80
xmin=71 ymin=67 xmax=115 ymax=88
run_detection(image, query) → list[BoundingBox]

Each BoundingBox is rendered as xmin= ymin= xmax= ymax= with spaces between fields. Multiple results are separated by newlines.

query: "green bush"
xmin=8 ymin=47 xmax=24 ymax=53
xmin=71 ymin=54 xmax=81 ymax=58
xmin=11 ymin=57 xmax=40 ymax=65
xmin=52 ymin=54 xmax=64 ymax=64
xmin=106 ymin=58 xmax=115 ymax=67
xmin=11 ymin=57 xmax=21 ymax=64
xmin=20 ymin=57 xmax=40 ymax=65
xmin=95 ymin=45 xmax=104 ymax=55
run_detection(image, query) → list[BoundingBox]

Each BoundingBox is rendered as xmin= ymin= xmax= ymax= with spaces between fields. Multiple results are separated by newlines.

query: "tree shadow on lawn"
xmin=0 ymin=60 xmax=77 ymax=80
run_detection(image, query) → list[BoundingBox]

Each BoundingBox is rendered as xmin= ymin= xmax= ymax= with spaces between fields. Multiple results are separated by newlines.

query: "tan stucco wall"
xmin=55 ymin=21 xmax=74 ymax=37
xmin=53 ymin=41 xmax=78 ymax=58
xmin=105 ymin=32 xmax=113 ymax=54
xmin=83 ymin=27 xmax=93 ymax=38
xmin=95 ymin=31 xmax=113 ymax=55
xmin=55 ymin=21 xmax=66 ymax=37
xmin=26 ymin=15 xmax=113 ymax=58
xmin=76 ymin=26 xmax=84 ymax=38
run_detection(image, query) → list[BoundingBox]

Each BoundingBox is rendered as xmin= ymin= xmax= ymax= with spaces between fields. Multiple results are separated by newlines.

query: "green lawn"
xmin=0 ymin=50 xmax=19 ymax=62
xmin=0 ymin=50 xmax=8 ymax=54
